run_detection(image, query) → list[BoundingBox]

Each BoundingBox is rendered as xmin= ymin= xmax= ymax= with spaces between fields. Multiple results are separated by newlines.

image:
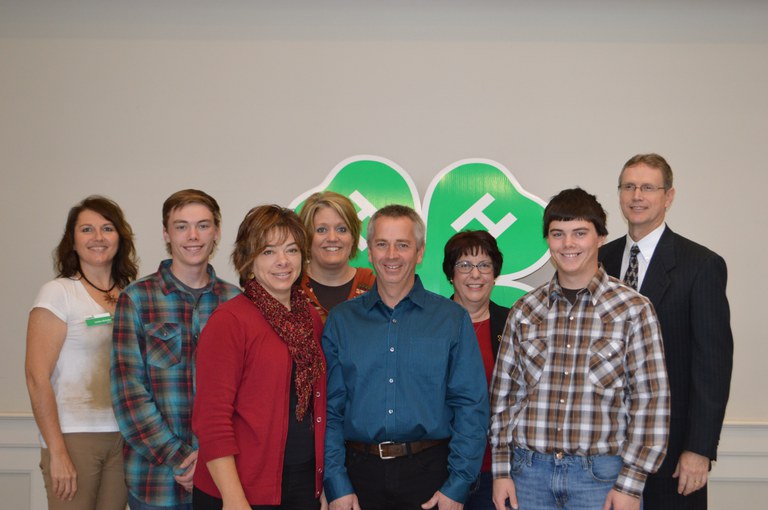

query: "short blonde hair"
xmin=298 ymin=191 xmax=361 ymax=260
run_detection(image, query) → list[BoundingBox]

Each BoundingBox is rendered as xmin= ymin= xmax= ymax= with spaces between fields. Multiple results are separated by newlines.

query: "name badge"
xmin=85 ymin=313 xmax=113 ymax=327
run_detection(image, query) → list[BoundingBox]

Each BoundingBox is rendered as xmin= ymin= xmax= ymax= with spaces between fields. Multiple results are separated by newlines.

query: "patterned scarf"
xmin=244 ymin=278 xmax=324 ymax=421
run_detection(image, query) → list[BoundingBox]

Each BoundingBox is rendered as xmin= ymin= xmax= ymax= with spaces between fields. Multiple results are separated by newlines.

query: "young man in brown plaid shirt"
xmin=489 ymin=188 xmax=670 ymax=510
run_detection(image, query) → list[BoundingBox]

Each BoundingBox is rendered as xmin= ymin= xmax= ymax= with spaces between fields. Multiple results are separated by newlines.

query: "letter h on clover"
xmin=290 ymin=156 xmax=550 ymax=307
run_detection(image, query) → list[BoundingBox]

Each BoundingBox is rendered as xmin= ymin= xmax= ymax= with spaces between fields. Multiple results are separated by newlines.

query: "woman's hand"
xmin=221 ymin=500 xmax=252 ymax=510
xmin=49 ymin=449 xmax=77 ymax=500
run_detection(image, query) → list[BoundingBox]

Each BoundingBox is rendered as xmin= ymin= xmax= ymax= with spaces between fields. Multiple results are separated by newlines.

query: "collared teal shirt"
xmin=322 ymin=276 xmax=489 ymax=504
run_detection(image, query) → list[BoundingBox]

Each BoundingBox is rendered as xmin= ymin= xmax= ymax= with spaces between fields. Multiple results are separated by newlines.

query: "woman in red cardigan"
xmin=193 ymin=205 xmax=327 ymax=510
xmin=297 ymin=191 xmax=375 ymax=323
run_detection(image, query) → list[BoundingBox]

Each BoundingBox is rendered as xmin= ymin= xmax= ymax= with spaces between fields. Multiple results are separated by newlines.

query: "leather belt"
xmin=346 ymin=439 xmax=449 ymax=460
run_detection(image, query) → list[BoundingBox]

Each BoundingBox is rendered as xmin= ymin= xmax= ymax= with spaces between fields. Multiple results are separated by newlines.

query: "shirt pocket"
xmin=145 ymin=322 xmax=182 ymax=368
xmin=517 ymin=336 xmax=548 ymax=389
xmin=407 ymin=336 xmax=449 ymax=391
xmin=587 ymin=336 xmax=626 ymax=390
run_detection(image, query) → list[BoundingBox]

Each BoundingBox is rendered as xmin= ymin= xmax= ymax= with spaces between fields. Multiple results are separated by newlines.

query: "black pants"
xmin=193 ymin=460 xmax=319 ymax=510
xmin=643 ymin=475 xmax=708 ymax=510
xmin=345 ymin=442 xmax=450 ymax=510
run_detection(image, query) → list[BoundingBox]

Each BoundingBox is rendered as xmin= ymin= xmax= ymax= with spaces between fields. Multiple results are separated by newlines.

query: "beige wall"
xmin=1 ymin=2 xmax=767 ymax=506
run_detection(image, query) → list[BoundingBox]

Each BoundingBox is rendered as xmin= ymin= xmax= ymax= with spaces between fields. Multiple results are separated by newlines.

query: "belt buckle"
xmin=378 ymin=441 xmax=397 ymax=460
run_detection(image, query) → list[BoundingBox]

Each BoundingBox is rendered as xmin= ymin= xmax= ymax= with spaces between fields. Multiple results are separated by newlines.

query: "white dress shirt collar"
xmin=620 ymin=223 xmax=667 ymax=290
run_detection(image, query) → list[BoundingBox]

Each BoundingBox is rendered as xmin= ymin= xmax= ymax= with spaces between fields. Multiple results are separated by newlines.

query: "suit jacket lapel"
xmin=600 ymin=237 xmax=625 ymax=277
xmin=640 ymin=227 xmax=675 ymax=306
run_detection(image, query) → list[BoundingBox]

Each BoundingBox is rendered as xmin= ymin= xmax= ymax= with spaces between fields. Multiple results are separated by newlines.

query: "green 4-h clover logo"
xmin=290 ymin=156 xmax=550 ymax=307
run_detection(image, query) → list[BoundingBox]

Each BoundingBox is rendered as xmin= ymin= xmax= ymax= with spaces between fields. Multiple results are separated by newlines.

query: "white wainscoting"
xmin=1 ymin=414 xmax=766 ymax=509
xmin=0 ymin=414 xmax=46 ymax=510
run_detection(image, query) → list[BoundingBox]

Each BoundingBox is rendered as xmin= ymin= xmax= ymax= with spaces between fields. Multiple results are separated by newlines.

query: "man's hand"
xmin=421 ymin=490 xmax=462 ymax=509
xmin=173 ymin=450 xmax=198 ymax=493
xmin=320 ymin=489 xmax=329 ymax=510
xmin=602 ymin=489 xmax=640 ymax=510
xmin=49 ymin=450 xmax=77 ymax=501
xmin=673 ymin=450 xmax=710 ymax=496
xmin=492 ymin=478 xmax=518 ymax=510
xmin=329 ymin=493 xmax=361 ymax=510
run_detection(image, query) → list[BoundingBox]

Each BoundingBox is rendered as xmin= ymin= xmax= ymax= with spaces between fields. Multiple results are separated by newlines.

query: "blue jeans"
xmin=509 ymin=447 xmax=639 ymax=510
xmin=465 ymin=471 xmax=495 ymax=510
xmin=127 ymin=491 xmax=192 ymax=510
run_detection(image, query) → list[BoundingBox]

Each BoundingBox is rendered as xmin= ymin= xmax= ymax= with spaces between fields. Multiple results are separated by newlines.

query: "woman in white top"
xmin=25 ymin=195 xmax=138 ymax=510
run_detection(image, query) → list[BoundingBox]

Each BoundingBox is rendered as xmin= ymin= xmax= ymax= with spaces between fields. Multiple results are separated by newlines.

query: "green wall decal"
xmin=291 ymin=156 xmax=550 ymax=307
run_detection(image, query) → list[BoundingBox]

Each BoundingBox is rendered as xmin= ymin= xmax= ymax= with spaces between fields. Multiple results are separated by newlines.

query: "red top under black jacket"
xmin=192 ymin=294 xmax=327 ymax=505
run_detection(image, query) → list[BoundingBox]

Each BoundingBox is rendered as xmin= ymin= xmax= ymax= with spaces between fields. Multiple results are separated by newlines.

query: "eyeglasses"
xmin=454 ymin=261 xmax=494 ymax=274
xmin=618 ymin=183 xmax=668 ymax=194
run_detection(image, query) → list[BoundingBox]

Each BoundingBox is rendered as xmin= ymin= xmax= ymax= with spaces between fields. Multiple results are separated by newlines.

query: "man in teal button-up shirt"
xmin=323 ymin=204 xmax=489 ymax=510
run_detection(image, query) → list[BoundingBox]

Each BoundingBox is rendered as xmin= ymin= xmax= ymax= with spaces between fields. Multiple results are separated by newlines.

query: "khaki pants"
xmin=40 ymin=432 xmax=127 ymax=510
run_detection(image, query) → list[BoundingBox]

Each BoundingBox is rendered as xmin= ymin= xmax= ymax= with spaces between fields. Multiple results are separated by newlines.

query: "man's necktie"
xmin=623 ymin=244 xmax=640 ymax=290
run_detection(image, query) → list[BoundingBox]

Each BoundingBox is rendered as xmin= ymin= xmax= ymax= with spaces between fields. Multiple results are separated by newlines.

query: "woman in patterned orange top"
xmin=298 ymin=191 xmax=375 ymax=322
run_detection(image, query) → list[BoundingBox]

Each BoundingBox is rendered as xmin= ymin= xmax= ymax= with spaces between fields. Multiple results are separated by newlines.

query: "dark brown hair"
xmin=543 ymin=188 xmax=608 ymax=238
xmin=442 ymin=230 xmax=503 ymax=281
xmin=55 ymin=195 xmax=139 ymax=288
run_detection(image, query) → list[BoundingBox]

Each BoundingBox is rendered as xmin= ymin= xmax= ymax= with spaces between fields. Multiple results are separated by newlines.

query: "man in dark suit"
xmin=599 ymin=153 xmax=734 ymax=509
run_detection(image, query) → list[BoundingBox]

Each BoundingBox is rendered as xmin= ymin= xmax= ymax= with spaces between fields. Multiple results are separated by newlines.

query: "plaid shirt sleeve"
xmin=110 ymin=290 xmax=193 ymax=470
xmin=489 ymin=306 xmax=526 ymax=479
xmin=614 ymin=299 xmax=670 ymax=497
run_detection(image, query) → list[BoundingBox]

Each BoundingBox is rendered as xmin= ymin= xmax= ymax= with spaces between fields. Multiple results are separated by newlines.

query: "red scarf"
xmin=243 ymin=279 xmax=324 ymax=421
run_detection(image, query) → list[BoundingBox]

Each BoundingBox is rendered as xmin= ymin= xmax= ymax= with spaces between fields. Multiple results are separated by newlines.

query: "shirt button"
xmin=559 ymin=399 xmax=565 ymax=403
xmin=389 ymin=347 xmax=395 ymax=352
xmin=392 ymin=318 xmax=397 ymax=324
xmin=315 ymin=391 xmax=321 ymax=398
xmin=569 ymin=316 xmax=574 ymax=321
xmin=388 ymin=409 xmax=394 ymax=414
xmin=389 ymin=378 xmax=394 ymax=383
xmin=316 ymin=417 xmax=322 ymax=423
xmin=564 ymin=371 xmax=569 ymax=375
xmin=566 ymin=344 xmax=571 ymax=348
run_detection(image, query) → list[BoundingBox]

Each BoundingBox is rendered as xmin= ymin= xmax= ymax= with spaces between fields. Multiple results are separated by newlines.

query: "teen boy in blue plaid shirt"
xmin=111 ymin=190 xmax=239 ymax=509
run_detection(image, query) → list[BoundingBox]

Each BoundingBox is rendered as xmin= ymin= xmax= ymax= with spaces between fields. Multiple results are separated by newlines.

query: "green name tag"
xmin=85 ymin=313 xmax=113 ymax=326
